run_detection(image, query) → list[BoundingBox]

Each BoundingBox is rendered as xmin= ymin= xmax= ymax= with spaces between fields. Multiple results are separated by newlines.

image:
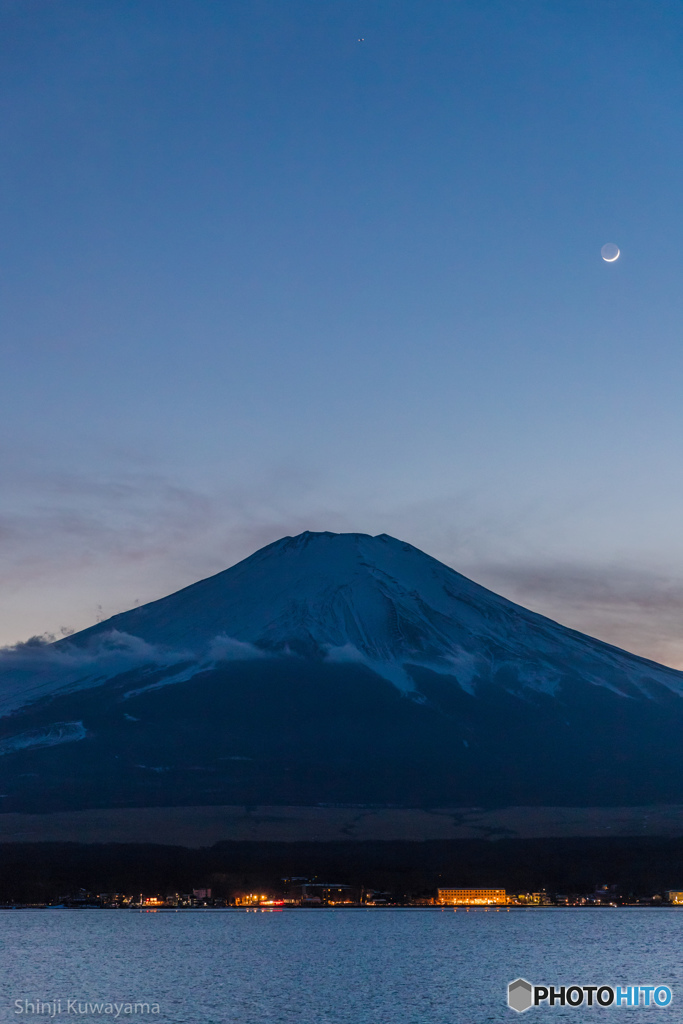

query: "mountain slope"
xmin=1 ymin=531 xmax=683 ymax=814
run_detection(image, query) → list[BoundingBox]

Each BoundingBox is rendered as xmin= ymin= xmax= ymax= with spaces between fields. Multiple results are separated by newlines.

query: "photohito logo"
xmin=507 ymin=979 xmax=673 ymax=1012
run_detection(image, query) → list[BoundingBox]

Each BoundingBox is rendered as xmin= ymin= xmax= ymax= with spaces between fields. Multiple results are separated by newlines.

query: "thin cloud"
xmin=0 ymin=630 xmax=188 ymax=716
xmin=0 ymin=462 xmax=354 ymax=644
xmin=469 ymin=561 xmax=683 ymax=670
xmin=476 ymin=563 xmax=683 ymax=612
xmin=0 ymin=629 xmax=267 ymax=717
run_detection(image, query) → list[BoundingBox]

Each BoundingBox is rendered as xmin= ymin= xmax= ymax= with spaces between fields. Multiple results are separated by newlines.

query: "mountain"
xmin=2 ymin=530 xmax=683 ymax=818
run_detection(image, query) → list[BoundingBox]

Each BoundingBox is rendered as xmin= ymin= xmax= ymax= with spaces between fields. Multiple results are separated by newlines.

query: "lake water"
xmin=1 ymin=908 xmax=682 ymax=1022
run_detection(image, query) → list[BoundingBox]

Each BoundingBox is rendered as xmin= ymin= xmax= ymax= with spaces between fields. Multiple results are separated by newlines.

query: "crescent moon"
xmin=601 ymin=243 xmax=620 ymax=262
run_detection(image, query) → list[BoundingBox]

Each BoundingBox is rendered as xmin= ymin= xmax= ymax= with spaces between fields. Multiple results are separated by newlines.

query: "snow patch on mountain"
xmin=323 ymin=643 xmax=414 ymax=691
xmin=0 ymin=721 xmax=87 ymax=755
xmin=443 ymin=649 xmax=482 ymax=696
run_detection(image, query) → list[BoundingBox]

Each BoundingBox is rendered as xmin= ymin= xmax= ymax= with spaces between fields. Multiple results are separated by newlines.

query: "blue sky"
xmin=2 ymin=0 xmax=683 ymax=663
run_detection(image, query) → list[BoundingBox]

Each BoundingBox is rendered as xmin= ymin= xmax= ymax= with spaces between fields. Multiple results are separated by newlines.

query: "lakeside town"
xmin=3 ymin=883 xmax=683 ymax=909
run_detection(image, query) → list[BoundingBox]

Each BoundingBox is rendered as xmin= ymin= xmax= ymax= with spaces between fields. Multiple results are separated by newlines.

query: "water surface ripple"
xmin=2 ymin=908 xmax=682 ymax=1023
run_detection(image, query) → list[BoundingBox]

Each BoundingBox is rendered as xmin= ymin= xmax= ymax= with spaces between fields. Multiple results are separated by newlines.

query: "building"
xmin=437 ymin=888 xmax=507 ymax=905
xmin=666 ymin=891 xmax=683 ymax=904
xmin=363 ymin=890 xmax=395 ymax=906
xmin=513 ymin=892 xmax=550 ymax=906
xmin=300 ymin=883 xmax=356 ymax=905
xmin=234 ymin=893 xmax=269 ymax=906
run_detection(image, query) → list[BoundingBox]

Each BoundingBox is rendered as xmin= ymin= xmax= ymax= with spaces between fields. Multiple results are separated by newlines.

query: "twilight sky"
xmin=2 ymin=0 xmax=683 ymax=665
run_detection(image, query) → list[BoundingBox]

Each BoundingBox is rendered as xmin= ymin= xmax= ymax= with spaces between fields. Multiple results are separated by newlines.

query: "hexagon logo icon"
xmin=508 ymin=978 xmax=533 ymax=1013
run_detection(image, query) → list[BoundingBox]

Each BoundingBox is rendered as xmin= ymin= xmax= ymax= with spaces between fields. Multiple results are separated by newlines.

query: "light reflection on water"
xmin=1 ymin=908 xmax=682 ymax=1023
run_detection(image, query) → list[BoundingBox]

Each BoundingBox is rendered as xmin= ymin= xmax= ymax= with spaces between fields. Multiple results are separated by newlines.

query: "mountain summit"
xmin=2 ymin=530 xmax=683 ymax=814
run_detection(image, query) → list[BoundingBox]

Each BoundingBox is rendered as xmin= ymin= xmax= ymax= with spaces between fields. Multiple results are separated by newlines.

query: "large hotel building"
xmin=437 ymin=888 xmax=507 ymax=905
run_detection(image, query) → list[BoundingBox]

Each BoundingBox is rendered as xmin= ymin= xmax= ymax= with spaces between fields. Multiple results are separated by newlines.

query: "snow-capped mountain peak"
xmin=1 ymin=530 xmax=676 ymax=712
